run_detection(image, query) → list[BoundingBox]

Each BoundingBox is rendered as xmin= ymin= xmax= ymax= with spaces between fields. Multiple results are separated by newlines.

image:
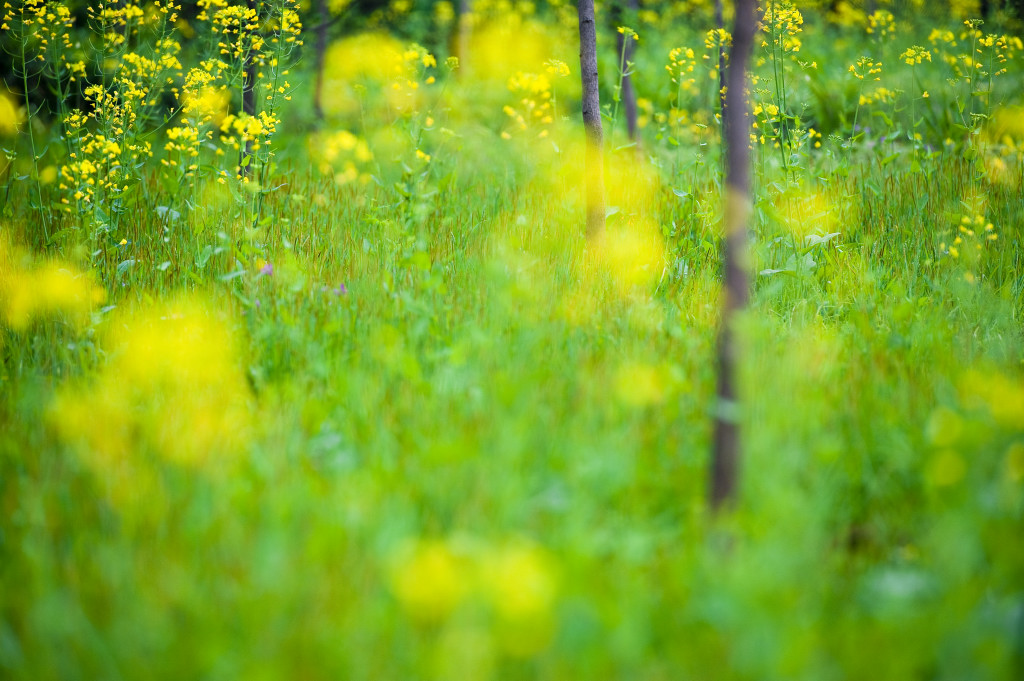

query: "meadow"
xmin=1 ymin=0 xmax=1023 ymax=678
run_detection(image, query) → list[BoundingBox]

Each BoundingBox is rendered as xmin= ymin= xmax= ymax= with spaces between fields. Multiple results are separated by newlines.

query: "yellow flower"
xmin=389 ymin=540 xmax=467 ymax=623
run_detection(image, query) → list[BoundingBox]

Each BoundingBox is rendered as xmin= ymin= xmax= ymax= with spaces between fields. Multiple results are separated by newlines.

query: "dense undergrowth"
xmin=1 ymin=0 xmax=1023 ymax=678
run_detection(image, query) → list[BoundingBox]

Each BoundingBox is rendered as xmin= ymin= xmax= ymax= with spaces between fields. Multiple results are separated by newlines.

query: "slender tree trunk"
xmin=313 ymin=0 xmax=329 ymax=121
xmin=457 ymin=0 xmax=472 ymax=74
xmin=614 ymin=0 xmax=639 ymax=143
xmin=710 ymin=0 xmax=757 ymax=512
xmin=578 ymin=0 xmax=605 ymax=238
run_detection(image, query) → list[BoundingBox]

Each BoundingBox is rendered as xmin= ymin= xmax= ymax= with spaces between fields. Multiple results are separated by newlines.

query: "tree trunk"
xmin=710 ymin=0 xmax=757 ymax=512
xmin=457 ymin=0 xmax=472 ymax=74
xmin=313 ymin=0 xmax=329 ymax=122
xmin=614 ymin=0 xmax=639 ymax=143
xmin=578 ymin=0 xmax=605 ymax=238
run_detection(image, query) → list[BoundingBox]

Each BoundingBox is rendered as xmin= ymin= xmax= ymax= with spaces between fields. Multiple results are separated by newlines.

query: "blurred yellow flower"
xmin=0 ymin=242 xmax=105 ymax=330
xmin=390 ymin=539 xmax=468 ymax=623
xmin=0 ymin=91 xmax=23 ymax=136
xmin=49 ymin=296 xmax=253 ymax=501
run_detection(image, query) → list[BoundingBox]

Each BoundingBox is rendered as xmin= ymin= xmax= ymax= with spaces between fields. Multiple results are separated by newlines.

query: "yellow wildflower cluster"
xmin=86 ymin=0 xmax=179 ymax=59
xmin=33 ymin=1 xmax=74 ymax=57
xmin=751 ymin=99 xmax=784 ymax=145
xmin=206 ymin=2 xmax=264 ymax=59
xmin=900 ymin=45 xmax=932 ymax=65
xmin=866 ymin=9 xmax=896 ymax=41
xmin=385 ymin=43 xmax=437 ymax=113
xmin=0 ymin=240 xmax=106 ymax=331
xmin=181 ymin=64 xmax=232 ymax=125
xmin=931 ymin=21 xmax=1021 ymax=81
xmin=849 ymin=56 xmax=882 ymax=81
xmin=502 ymin=69 xmax=559 ymax=139
xmin=59 ymin=131 xmax=150 ymax=207
xmin=928 ymin=28 xmax=958 ymax=48
xmin=163 ymin=63 xmax=232 ymax=175
xmin=827 ymin=0 xmax=865 ymax=28
xmin=926 ymin=367 xmax=1024 ymax=491
xmin=958 ymin=369 xmax=1024 ymax=431
xmin=545 ymin=58 xmax=570 ymax=78
xmin=617 ymin=25 xmax=639 ymax=41
xmin=389 ymin=538 xmax=558 ymax=657
xmin=858 ymin=86 xmax=896 ymax=107
xmin=310 ymin=129 xmax=375 ymax=184
xmin=760 ymin=0 xmax=804 ymax=55
xmin=988 ymin=34 xmax=1023 ymax=76
xmin=163 ymin=124 xmax=201 ymax=170
xmin=184 ymin=0 xmax=301 ymax=180
xmin=703 ymin=27 xmax=732 ymax=55
xmin=50 ymin=2 xmax=184 ymax=213
xmin=49 ymin=298 xmax=254 ymax=512
xmin=667 ymin=46 xmax=699 ymax=94
xmin=2 ymin=0 xmax=71 ymax=42
xmin=940 ymin=213 xmax=997 ymax=281
xmin=219 ymin=110 xmax=280 ymax=158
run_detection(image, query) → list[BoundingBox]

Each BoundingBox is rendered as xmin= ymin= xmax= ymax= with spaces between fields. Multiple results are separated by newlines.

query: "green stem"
xmin=19 ymin=37 xmax=49 ymax=239
xmin=611 ymin=36 xmax=628 ymax=138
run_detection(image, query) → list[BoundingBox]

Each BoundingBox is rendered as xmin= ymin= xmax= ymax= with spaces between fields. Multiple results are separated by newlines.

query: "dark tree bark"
xmin=613 ymin=0 xmax=639 ymax=143
xmin=578 ymin=0 xmax=605 ymax=238
xmin=457 ymin=0 xmax=471 ymax=74
xmin=313 ymin=0 xmax=329 ymax=121
xmin=710 ymin=0 xmax=757 ymax=512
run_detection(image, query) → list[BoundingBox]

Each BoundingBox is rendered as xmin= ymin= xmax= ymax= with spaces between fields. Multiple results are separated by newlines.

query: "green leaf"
xmin=116 ymin=259 xmax=137 ymax=279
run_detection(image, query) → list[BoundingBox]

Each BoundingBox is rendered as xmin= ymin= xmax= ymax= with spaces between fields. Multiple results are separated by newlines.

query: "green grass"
xmin=2 ymin=4 xmax=1024 ymax=679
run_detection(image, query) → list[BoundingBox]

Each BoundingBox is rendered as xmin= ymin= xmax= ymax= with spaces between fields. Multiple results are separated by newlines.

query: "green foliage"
xmin=1 ymin=1 xmax=1024 ymax=679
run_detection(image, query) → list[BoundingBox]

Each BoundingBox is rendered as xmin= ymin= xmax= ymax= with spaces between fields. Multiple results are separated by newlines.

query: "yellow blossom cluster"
xmin=849 ymin=56 xmax=882 ymax=80
xmin=207 ymin=2 xmax=265 ymax=60
xmin=858 ymin=86 xmax=896 ymax=107
xmin=0 ymin=239 xmax=106 ymax=331
xmin=389 ymin=538 xmax=558 ymax=657
xmin=502 ymin=71 xmax=555 ymax=138
xmin=668 ymin=46 xmax=699 ymax=94
xmin=866 ymin=9 xmax=896 ymax=40
xmin=385 ymin=43 xmax=438 ymax=113
xmin=49 ymin=297 xmax=254 ymax=512
xmin=310 ymin=129 xmax=375 ymax=184
xmin=760 ymin=0 xmax=804 ymax=54
xmin=930 ymin=20 xmax=1021 ymax=81
xmin=59 ymin=131 xmax=146 ymax=206
xmin=220 ymin=110 xmax=280 ymax=156
xmin=940 ymin=213 xmax=998 ymax=282
xmin=827 ymin=0 xmax=865 ymax=28
xmin=703 ymin=28 xmax=732 ymax=83
xmin=616 ymin=25 xmax=638 ymax=41
xmin=900 ymin=45 xmax=932 ymax=66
